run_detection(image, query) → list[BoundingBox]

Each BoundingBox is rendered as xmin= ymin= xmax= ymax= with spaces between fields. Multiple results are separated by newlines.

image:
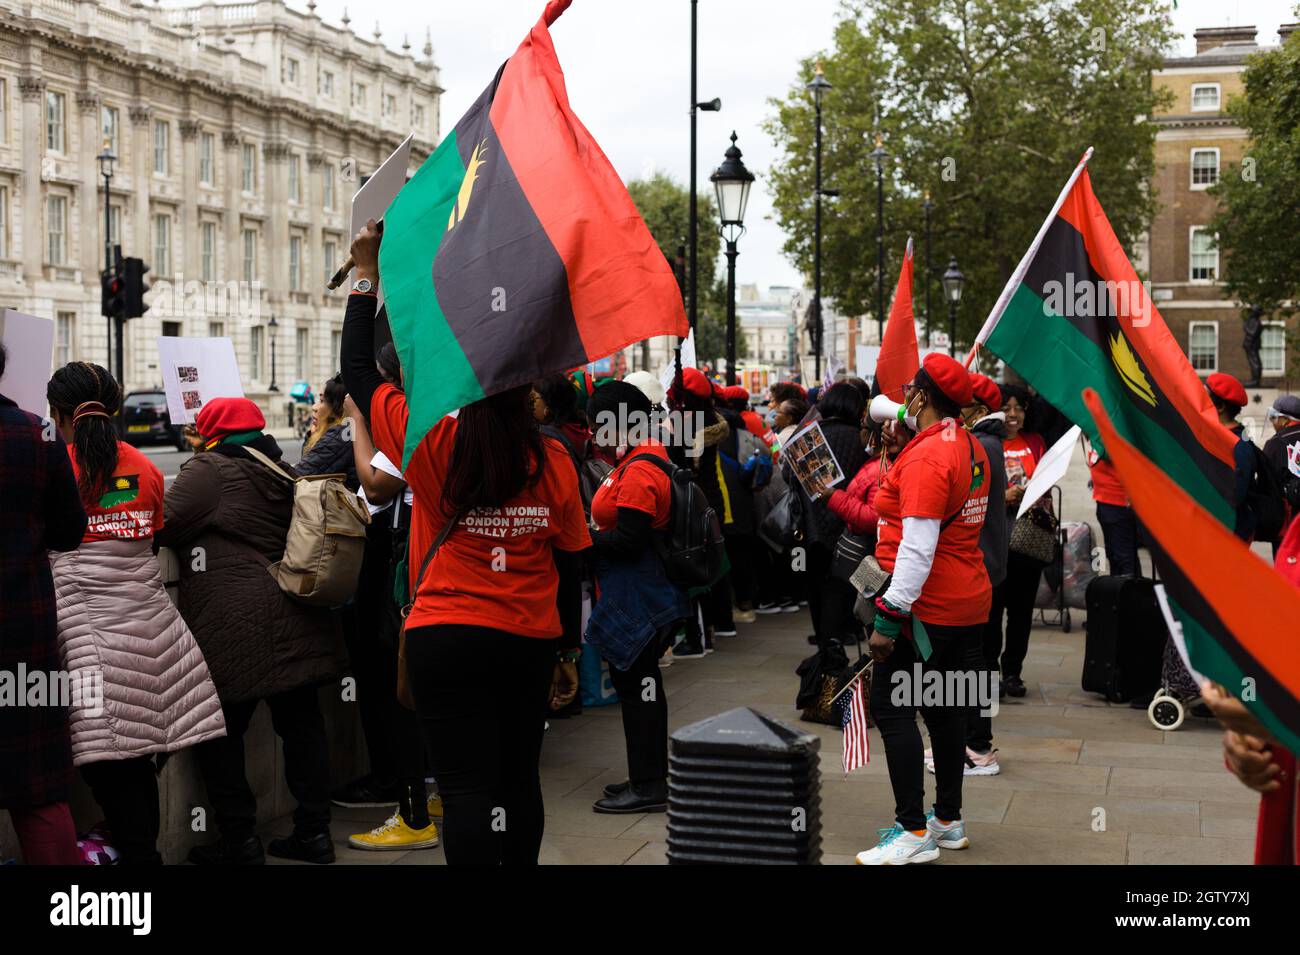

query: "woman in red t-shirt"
xmin=989 ymin=384 xmax=1049 ymax=699
xmin=341 ymin=222 xmax=592 ymax=866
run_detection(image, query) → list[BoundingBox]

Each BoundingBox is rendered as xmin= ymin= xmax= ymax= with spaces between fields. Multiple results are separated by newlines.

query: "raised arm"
xmin=340 ymin=219 xmax=386 ymax=424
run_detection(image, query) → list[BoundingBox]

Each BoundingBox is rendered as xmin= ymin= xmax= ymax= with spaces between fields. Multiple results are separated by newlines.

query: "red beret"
xmin=196 ymin=396 xmax=266 ymax=440
xmin=710 ymin=379 xmax=725 ymax=399
xmin=721 ymin=385 xmax=749 ymax=402
xmin=673 ymin=367 xmax=713 ymax=399
xmin=922 ymin=353 xmax=974 ymax=407
xmin=1206 ymin=372 xmax=1247 ymax=407
xmin=968 ymin=373 xmax=1002 ymax=412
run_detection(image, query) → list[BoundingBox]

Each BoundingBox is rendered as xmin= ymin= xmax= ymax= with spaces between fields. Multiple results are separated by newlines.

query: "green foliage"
xmin=764 ymin=0 xmax=1176 ymax=346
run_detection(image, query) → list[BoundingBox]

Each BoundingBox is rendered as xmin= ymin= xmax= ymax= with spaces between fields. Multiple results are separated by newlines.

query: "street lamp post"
xmin=942 ymin=257 xmax=965 ymax=358
xmin=870 ymin=128 xmax=887 ymax=343
xmin=268 ymin=315 xmax=280 ymax=394
xmin=711 ymin=132 xmax=754 ymax=386
xmin=806 ymin=61 xmax=832 ymax=381
xmin=687 ymin=0 xmax=720 ymax=339
xmin=922 ymin=191 xmax=933 ymax=348
xmin=97 ymin=140 xmax=116 ymax=366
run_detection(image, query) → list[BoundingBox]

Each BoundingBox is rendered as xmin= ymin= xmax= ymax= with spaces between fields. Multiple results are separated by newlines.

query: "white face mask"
xmin=902 ymin=391 xmax=923 ymax=432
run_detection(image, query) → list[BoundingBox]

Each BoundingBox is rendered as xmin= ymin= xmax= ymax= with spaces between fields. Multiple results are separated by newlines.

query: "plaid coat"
xmin=0 ymin=395 xmax=87 ymax=808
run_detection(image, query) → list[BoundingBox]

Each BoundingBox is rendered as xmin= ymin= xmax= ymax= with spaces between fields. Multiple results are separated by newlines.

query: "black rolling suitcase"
xmin=1081 ymin=576 xmax=1165 ymax=703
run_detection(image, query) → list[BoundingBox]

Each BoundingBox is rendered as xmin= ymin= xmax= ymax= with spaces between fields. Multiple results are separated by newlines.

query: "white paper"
xmin=657 ymin=329 xmax=696 ymax=400
xmin=348 ymin=132 xmax=414 ymax=308
xmin=0 ymin=309 xmax=55 ymax=416
xmin=1154 ymin=584 xmax=1207 ymax=686
xmin=783 ymin=420 xmax=845 ymax=496
xmin=156 ymin=337 xmax=245 ymax=425
xmin=1017 ymin=425 xmax=1082 ymax=518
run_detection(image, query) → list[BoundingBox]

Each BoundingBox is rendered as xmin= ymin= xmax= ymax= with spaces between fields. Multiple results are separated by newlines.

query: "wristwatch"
xmin=352 ymin=277 xmax=374 ymax=294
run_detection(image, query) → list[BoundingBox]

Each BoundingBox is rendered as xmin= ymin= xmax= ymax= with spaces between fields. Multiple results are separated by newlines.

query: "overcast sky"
xmin=297 ymin=0 xmax=1297 ymax=295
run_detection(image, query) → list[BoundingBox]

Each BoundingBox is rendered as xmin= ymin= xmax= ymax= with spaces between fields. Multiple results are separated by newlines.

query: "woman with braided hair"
xmin=46 ymin=362 xmax=226 ymax=865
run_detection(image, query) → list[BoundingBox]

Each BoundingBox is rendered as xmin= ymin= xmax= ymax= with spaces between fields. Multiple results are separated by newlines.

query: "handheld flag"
xmin=971 ymin=150 xmax=1238 ymax=527
xmin=379 ymin=0 xmax=688 ymax=466
xmin=1081 ymin=388 xmax=1300 ymax=753
xmin=841 ymin=673 xmax=870 ymax=774
xmin=875 ymin=237 xmax=919 ymax=402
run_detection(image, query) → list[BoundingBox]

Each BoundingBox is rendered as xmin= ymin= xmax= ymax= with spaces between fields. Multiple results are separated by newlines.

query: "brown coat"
xmin=156 ymin=436 xmax=346 ymax=704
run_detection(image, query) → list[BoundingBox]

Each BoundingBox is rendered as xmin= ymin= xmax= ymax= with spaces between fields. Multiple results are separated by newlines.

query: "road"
xmin=137 ymin=436 xmax=303 ymax=485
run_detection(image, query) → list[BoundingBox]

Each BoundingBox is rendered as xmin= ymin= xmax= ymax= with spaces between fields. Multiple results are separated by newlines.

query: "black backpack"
xmin=625 ymin=453 xmax=726 ymax=589
xmin=541 ymin=425 xmax=613 ymax=518
xmin=1246 ymin=442 xmax=1287 ymax=543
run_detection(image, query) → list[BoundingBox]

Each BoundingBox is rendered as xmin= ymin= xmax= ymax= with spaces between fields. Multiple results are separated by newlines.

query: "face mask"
xmin=766 ymin=409 xmax=779 ymax=427
xmin=614 ymin=443 xmax=630 ymax=460
xmin=902 ymin=391 xmax=923 ymax=432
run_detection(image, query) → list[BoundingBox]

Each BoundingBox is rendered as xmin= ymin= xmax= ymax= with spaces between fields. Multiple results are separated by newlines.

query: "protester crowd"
xmin=2 ymin=228 xmax=1298 ymax=866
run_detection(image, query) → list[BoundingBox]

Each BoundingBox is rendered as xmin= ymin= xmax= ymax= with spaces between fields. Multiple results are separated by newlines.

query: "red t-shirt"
xmin=69 ymin=442 xmax=164 ymax=543
xmin=368 ymin=383 xmax=591 ymax=637
xmin=590 ymin=440 xmax=672 ymax=531
xmin=873 ymin=422 xmax=992 ymax=626
xmin=1086 ymin=448 xmax=1129 ymax=507
xmin=1003 ymin=433 xmax=1040 ymax=490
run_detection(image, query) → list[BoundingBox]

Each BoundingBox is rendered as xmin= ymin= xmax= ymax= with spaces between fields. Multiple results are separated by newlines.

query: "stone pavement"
xmin=266 ymin=609 xmax=1259 ymax=866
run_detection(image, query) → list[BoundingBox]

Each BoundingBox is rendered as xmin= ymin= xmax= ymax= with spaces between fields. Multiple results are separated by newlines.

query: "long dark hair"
xmin=818 ymin=381 xmax=866 ymax=426
xmin=441 ymin=385 xmax=546 ymax=517
xmin=534 ymin=372 xmax=584 ymax=426
xmin=47 ymin=362 xmax=122 ymax=506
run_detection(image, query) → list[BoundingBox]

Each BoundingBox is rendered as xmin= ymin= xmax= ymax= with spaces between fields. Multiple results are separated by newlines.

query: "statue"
xmin=1243 ymin=305 xmax=1263 ymax=388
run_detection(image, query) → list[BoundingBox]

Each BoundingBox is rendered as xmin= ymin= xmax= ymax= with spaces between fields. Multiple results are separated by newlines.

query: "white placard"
xmin=156 ymin=336 xmax=245 ymax=425
xmin=0 ymin=308 xmax=55 ymax=416
xmin=657 ymin=329 xmax=696 ymax=400
xmin=1154 ymin=583 xmax=1207 ymax=686
xmin=1017 ymin=425 xmax=1082 ymax=518
xmin=349 ymin=133 xmax=414 ymax=308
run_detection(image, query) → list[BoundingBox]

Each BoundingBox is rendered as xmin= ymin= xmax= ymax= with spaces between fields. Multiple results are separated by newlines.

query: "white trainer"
xmin=854 ymin=825 xmax=940 ymax=865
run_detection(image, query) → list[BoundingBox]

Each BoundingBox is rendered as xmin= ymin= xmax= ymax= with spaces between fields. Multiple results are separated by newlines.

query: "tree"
xmin=626 ymin=172 xmax=748 ymax=366
xmin=764 ymin=0 xmax=1176 ymax=347
xmin=1207 ymin=29 xmax=1300 ymax=321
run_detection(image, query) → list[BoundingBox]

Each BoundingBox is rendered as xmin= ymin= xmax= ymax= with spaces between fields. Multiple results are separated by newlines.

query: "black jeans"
xmin=986 ymin=549 xmax=1046 ymax=680
xmin=79 ymin=756 xmax=162 ymax=865
xmin=724 ymin=533 xmax=758 ymax=609
xmin=1096 ymin=502 xmax=1139 ymax=577
xmin=607 ymin=632 xmax=669 ymax=786
xmin=869 ymin=623 xmax=985 ymax=830
xmin=404 ymin=624 xmax=556 ymax=865
xmin=194 ymin=684 xmax=332 ymax=843
xmin=806 ymin=541 xmax=859 ymax=647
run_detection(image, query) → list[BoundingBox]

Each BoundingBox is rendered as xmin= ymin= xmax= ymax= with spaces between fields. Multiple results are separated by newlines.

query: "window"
xmin=241 ymin=144 xmax=256 ymax=192
xmin=46 ymin=194 xmax=67 ymax=264
xmin=162 ymin=321 xmax=182 ymax=338
xmin=331 ymin=329 xmax=341 ymax=372
xmin=0 ymin=185 xmax=8 ymax=258
xmin=322 ymin=164 xmax=335 ymax=211
xmin=46 ymin=90 xmax=66 ymax=152
xmin=208 ymin=320 xmax=225 ymax=338
xmin=1262 ymin=323 xmax=1286 ymax=376
xmin=242 ymin=228 xmax=257 ymax=283
xmin=1190 ymin=227 xmax=1218 ymax=282
xmin=1191 ymin=83 xmax=1221 ymax=112
xmin=101 ymin=105 xmax=119 ymax=156
xmin=282 ymin=57 xmax=300 ymax=86
xmin=319 ymin=70 xmax=335 ymax=97
xmin=0 ymin=78 xmax=7 ymax=143
xmin=289 ymin=235 xmax=302 ymax=291
xmin=56 ymin=311 xmax=74 ymax=366
xmin=153 ymin=213 xmax=172 ymax=276
xmin=412 ymin=102 xmax=425 ymax=130
xmin=323 ymin=239 xmax=337 ymax=283
xmin=153 ymin=119 xmax=169 ymax=175
xmin=200 ymin=132 xmax=215 ymax=185
xmin=295 ymin=327 xmax=309 ymax=379
xmin=288 ymin=154 xmax=301 ymax=203
xmin=201 ymin=222 xmax=216 ymax=282
xmin=384 ymin=93 xmax=397 ymax=118
xmin=1189 ymin=322 xmax=1218 ymax=373
xmin=250 ymin=325 xmax=264 ymax=381
xmin=108 ymin=204 xmax=121 ymax=249
xmin=1190 ymin=148 xmax=1219 ymax=189
xmin=351 ymin=82 xmax=367 ymax=109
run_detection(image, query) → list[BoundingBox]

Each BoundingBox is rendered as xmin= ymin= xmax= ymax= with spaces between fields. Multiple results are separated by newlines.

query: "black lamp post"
xmin=942 ymin=257 xmax=965 ymax=357
xmin=870 ymin=128 xmax=887 ymax=343
xmin=688 ymin=0 xmax=721 ymax=340
xmin=268 ymin=315 xmax=280 ymax=393
xmin=98 ymin=139 xmax=116 ymax=367
xmin=711 ymin=132 xmax=754 ymax=386
xmin=922 ymin=190 xmax=933 ymax=347
xmin=806 ymin=61 xmax=832 ymax=380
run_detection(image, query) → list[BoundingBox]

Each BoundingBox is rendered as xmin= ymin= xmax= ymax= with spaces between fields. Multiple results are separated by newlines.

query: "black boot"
xmin=592 ymin=781 xmax=667 ymax=814
xmin=267 ymin=830 xmax=335 ymax=864
xmin=603 ymin=780 xmax=630 ymax=798
xmin=187 ymin=835 xmax=265 ymax=866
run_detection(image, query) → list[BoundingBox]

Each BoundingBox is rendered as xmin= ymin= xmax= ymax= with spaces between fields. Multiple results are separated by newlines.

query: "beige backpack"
xmin=244 ymin=445 xmax=371 ymax=607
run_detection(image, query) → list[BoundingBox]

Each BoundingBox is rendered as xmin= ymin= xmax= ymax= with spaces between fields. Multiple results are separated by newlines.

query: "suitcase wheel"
xmin=1148 ymin=695 xmax=1184 ymax=731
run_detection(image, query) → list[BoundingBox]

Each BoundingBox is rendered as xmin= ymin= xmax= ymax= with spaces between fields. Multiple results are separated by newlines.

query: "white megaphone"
xmin=869 ymin=394 xmax=908 ymax=426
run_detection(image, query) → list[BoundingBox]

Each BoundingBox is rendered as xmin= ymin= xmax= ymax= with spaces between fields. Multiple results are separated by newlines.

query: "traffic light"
xmin=123 ymin=257 xmax=149 ymax=319
xmin=101 ymin=267 xmax=124 ymax=319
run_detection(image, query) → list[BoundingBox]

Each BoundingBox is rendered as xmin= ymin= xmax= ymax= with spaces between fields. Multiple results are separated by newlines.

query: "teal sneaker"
xmin=854 ymin=823 xmax=940 ymax=865
xmin=925 ymin=810 xmax=970 ymax=849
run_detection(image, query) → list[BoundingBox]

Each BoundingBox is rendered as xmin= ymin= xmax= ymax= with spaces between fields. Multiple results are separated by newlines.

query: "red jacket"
xmin=826 ymin=456 xmax=882 ymax=536
xmin=1259 ymin=517 xmax=1300 ymax=864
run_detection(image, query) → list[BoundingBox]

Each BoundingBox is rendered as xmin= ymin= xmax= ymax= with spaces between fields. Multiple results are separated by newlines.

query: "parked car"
xmin=123 ymin=390 xmax=188 ymax=451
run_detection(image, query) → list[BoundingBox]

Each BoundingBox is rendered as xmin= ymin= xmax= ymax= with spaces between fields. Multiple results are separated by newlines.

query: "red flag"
xmin=875 ymin=237 xmax=919 ymax=402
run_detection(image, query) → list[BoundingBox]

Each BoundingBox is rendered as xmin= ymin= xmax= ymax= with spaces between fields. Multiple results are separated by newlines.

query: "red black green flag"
xmin=379 ymin=0 xmax=687 ymax=466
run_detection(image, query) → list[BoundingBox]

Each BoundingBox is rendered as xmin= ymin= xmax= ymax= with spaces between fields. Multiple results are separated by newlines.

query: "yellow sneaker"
xmin=347 ymin=812 xmax=439 ymax=851
xmin=427 ymin=794 xmax=444 ymax=818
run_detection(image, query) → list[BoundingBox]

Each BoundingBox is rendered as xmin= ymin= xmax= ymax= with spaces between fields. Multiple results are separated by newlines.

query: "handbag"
xmin=758 ymin=485 xmax=803 ymax=552
xmin=396 ymin=509 xmax=463 ymax=711
xmin=795 ymin=643 xmax=872 ymax=726
xmin=1009 ymin=502 xmax=1059 ymax=564
xmin=830 ymin=529 xmax=872 ymax=583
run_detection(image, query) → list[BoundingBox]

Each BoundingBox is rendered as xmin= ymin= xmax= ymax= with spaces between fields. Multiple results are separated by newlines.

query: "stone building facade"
xmin=0 ymin=0 xmax=441 ymax=418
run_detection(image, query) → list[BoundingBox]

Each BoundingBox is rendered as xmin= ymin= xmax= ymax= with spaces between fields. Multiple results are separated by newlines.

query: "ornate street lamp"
xmin=711 ymin=132 xmax=754 ymax=386
xmin=806 ymin=61 xmax=832 ymax=379
xmin=268 ymin=315 xmax=280 ymax=393
xmin=942 ymin=257 xmax=965 ymax=356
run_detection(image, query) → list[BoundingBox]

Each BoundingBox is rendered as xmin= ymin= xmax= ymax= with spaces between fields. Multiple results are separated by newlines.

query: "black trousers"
xmin=702 ymin=573 xmax=734 ymax=632
xmin=79 ymin=756 xmax=162 ymax=865
xmin=869 ymin=623 xmax=985 ymax=830
xmin=194 ymin=684 xmax=331 ymax=843
xmin=404 ymin=624 xmax=555 ymax=866
xmin=607 ymin=632 xmax=669 ymax=786
xmin=725 ymin=533 xmax=758 ymax=609
xmin=985 ymin=549 xmax=1046 ymax=680
xmin=1096 ymin=502 xmax=1140 ymax=577
xmin=806 ymin=542 xmax=859 ymax=647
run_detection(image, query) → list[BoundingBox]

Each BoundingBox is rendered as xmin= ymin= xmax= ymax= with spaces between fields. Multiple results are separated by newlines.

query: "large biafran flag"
xmin=379 ymin=0 xmax=687 ymax=466
xmin=973 ymin=148 xmax=1238 ymax=526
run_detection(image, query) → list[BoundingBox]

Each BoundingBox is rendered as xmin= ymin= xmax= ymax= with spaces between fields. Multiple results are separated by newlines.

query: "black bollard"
xmin=666 ymin=707 xmax=822 ymax=864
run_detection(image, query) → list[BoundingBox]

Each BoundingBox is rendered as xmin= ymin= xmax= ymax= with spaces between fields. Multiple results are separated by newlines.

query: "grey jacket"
xmin=972 ymin=413 xmax=1009 ymax=587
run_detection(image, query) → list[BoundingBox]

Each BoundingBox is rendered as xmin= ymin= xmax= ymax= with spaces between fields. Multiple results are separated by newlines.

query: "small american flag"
xmin=841 ymin=672 xmax=870 ymax=774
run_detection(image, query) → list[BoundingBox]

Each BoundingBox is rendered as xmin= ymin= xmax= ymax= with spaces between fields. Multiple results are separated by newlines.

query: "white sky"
xmin=297 ymin=0 xmax=1296 ymax=295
